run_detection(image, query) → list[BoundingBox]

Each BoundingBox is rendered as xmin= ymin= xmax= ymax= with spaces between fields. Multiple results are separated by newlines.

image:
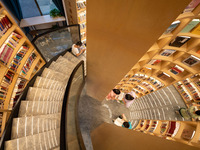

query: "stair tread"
xmin=34 ymin=76 xmax=65 ymax=91
xmin=19 ymin=100 xmax=62 ymax=117
xmin=5 ymin=129 xmax=60 ymax=150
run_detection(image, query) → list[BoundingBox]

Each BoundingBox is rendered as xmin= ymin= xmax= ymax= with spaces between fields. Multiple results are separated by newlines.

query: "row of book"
xmin=9 ymin=45 xmax=29 ymax=72
xmin=0 ymin=32 xmax=22 ymax=64
xmin=81 ymin=31 xmax=86 ymax=39
xmin=20 ymin=52 xmax=37 ymax=77
xmin=0 ymin=14 xmax=12 ymax=38
xmin=183 ymin=78 xmax=200 ymax=101
xmin=140 ymin=82 xmax=155 ymax=92
xmin=147 ymin=77 xmax=164 ymax=89
xmin=175 ymin=82 xmax=193 ymax=102
xmin=77 ymin=1 xmax=86 ymax=10
xmin=80 ymin=22 xmax=86 ymax=30
xmin=78 ymin=11 xmax=86 ymax=22
xmin=157 ymin=72 xmax=171 ymax=81
xmin=169 ymin=65 xmax=184 ymax=75
xmin=3 ymin=70 xmax=14 ymax=84
xmin=9 ymin=77 xmax=26 ymax=109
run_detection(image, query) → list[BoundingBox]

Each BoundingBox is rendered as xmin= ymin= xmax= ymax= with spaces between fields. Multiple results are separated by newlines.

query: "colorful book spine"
xmin=9 ymin=46 xmax=29 ymax=72
xmin=20 ymin=52 xmax=37 ymax=77
xmin=0 ymin=32 xmax=22 ymax=64
xmin=0 ymin=14 xmax=12 ymax=38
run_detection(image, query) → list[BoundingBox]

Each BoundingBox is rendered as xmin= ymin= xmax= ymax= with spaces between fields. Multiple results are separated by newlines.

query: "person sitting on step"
xmin=72 ymin=41 xmax=86 ymax=57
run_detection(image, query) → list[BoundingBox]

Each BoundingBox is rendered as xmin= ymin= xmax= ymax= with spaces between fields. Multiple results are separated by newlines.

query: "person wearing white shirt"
xmin=72 ymin=41 xmax=86 ymax=57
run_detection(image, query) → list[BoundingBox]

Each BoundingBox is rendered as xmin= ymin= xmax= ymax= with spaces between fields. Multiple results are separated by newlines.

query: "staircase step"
xmin=41 ymin=68 xmax=69 ymax=83
xmin=26 ymin=87 xmax=64 ymax=102
xmin=18 ymin=101 xmax=62 ymax=117
xmin=63 ymin=52 xmax=79 ymax=63
xmin=56 ymin=55 xmax=79 ymax=66
xmin=11 ymin=115 xmax=60 ymax=139
xmin=34 ymin=76 xmax=65 ymax=91
xmin=5 ymin=129 xmax=60 ymax=150
xmin=48 ymin=61 xmax=75 ymax=75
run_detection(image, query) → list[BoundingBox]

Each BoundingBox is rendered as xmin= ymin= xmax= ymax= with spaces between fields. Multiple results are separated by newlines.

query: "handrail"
xmin=60 ymin=60 xmax=86 ymax=150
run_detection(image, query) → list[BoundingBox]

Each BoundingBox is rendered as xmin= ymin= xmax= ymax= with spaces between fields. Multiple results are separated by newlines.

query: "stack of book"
xmin=144 ymin=120 xmax=150 ymax=130
xmin=3 ymin=70 xmax=14 ymax=84
xmin=9 ymin=46 xmax=29 ymax=72
xmin=181 ymin=129 xmax=196 ymax=140
xmin=194 ymin=79 xmax=200 ymax=88
xmin=9 ymin=77 xmax=27 ymax=109
xmin=169 ymin=36 xmax=191 ymax=47
xmin=163 ymin=20 xmax=180 ymax=35
xmin=165 ymin=121 xmax=176 ymax=137
xmin=77 ymin=1 xmax=86 ymax=10
xmin=157 ymin=72 xmax=171 ymax=81
xmin=160 ymin=122 xmax=168 ymax=134
xmin=148 ymin=121 xmax=158 ymax=133
xmin=183 ymin=0 xmax=200 ymax=13
xmin=170 ymin=65 xmax=184 ymax=75
xmin=20 ymin=52 xmax=37 ymax=77
xmin=175 ymin=82 xmax=193 ymax=102
xmin=180 ymin=19 xmax=200 ymax=33
xmin=0 ymin=32 xmax=22 ymax=64
xmin=78 ymin=11 xmax=86 ymax=22
xmin=182 ymin=55 xmax=200 ymax=67
xmin=183 ymin=79 xmax=200 ymax=100
xmin=148 ymin=59 xmax=161 ymax=65
xmin=160 ymin=49 xmax=176 ymax=57
xmin=0 ymin=14 xmax=12 ymax=38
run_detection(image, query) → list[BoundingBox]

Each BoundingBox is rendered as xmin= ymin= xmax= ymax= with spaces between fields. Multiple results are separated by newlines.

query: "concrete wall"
xmin=86 ymin=0 xmax=191 ymax=100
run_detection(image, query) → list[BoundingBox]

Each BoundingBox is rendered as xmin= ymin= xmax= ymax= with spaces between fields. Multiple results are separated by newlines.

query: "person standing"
xmin=123 ymin=91 xmax=136 ymax=108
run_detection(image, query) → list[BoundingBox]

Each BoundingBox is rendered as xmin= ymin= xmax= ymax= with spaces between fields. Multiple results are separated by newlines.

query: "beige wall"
xmin=86 ymin=0 xmax=190 ymax=100
xmin=91 ymin=123 xmax=200 ymax=150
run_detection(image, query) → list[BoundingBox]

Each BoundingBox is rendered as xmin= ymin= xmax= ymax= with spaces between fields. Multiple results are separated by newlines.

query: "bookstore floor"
xmin=78 ymin=85 xmax=188 ymax=150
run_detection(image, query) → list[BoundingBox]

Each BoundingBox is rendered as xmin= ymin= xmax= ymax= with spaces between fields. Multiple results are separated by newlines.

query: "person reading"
xmin=72 ymin=41 xmax=86 ymax=57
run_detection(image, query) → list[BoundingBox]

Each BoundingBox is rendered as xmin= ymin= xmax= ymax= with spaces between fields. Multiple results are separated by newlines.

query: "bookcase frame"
xmin=116 ymin=2 xmax=200 ymax=102
xmin=0 ymin=2 xmax=46 ymax=137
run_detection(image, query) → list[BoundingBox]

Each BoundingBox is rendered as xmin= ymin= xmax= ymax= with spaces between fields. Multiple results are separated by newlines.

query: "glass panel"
xmin=36 ymin=0 xmax=58 ymax=15
xmin=66 ymin=64 xmax=84 ymax=149
xmin=33 ymin=26 xmax=80 ymax=62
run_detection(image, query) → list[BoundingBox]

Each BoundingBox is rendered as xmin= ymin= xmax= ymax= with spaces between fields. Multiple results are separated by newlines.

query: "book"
xmin=148 ymin=59 xmax=161 ymax=65
xmin=181 ymin=19 xmax=200 ymax=33
xmin=182 ymin=55 xmax=200 ymax=66
xmin=183 ymin=0 xmax=200 ymax=13
xmin=163 ymin=20 xmax=180 ymax=35
xmin=169 ymin=36 xmax=191 ymax=47
xmin=190 ymin=23 xmax=200 ymax=35
xmin=181 ymin=129 xmax=195 ymax=140
xmin=160 ymin=49 xmax=176 ymax=57
xmin=157 ymin=72 xmax=170 ymax=80
xmin=170 ymin=65 xmax=184 ymax=75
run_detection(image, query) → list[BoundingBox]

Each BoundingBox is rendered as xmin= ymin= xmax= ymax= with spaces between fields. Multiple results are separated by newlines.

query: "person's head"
xmin=112 ymin=89 xmax=120 ymax=95
xmin=125 ymin=94 xmax=134 ymax=101
xmin=123 ymin=121 xmax=130 ymax=128
xmin=76 ymin=41 xmax=82 ymax=47
xmin=195 ymin=110 xmax=200 ymax=116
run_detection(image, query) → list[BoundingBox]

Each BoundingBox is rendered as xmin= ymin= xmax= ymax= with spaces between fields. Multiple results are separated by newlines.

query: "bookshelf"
xmin=0 ymin=2 xmax=45 ymax=137
xmin=64 ymin=0 xmax=86 ymax=43
xmin=116 ymin=1 xmax=200 ymax=102
xmin=134 ymin=119 xmax=200 ymax=148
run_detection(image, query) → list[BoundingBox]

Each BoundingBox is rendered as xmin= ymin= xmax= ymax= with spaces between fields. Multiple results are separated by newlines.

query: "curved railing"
xmin=0 ymin=24 xmax=86 ymax=149
xmin=60 ymin=60 xmax=86 ymax=150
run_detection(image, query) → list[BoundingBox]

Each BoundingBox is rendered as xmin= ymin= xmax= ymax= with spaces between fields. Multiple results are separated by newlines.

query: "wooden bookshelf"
xmin=134 ymin=119 xmax=199 ymax=148
xmin=0 ymin=2 xmax=45 ymax=136
xmin=63 ymin=0 xmax=86 ymax=43
xmin=116 ymin=1 xmax=200 ymax=103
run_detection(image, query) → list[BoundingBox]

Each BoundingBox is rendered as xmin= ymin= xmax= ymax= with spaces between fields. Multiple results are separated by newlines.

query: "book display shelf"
xmin=64 ymin=0 xmax=86 ymax=43
xmin=0 ymin=2 xmax=45 ymax=137
xmin=116 ymin=0 xmax=200 ymax=102
xmin=134 ymin=119 xmax=200 ymax=148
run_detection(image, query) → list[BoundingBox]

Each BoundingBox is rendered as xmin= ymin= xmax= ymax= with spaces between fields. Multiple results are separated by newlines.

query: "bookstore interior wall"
xmin=115 ymin=0 xmax=200 ymax=148
xmin=86 ymin=0 xmax=190 ymax=100
xmin=0 ymin=2 xmax=45 ymax=137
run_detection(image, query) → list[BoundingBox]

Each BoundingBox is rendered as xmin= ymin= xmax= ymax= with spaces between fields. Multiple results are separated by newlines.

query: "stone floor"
xmin=78 ymin=84 xmax=188 ymax=150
